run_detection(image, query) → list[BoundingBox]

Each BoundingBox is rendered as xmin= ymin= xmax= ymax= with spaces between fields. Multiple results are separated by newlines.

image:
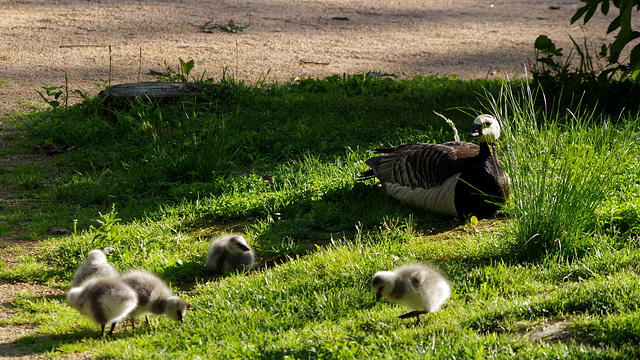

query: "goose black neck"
xmin=478 ymin=141 xmax=492 ymax=158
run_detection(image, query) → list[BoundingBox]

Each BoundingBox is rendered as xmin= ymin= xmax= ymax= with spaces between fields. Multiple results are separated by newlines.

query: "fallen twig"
xmin=59 ymin=44 xmax=103 ymax=48
xmin=299 ymin=59 xmax=330 ymax=65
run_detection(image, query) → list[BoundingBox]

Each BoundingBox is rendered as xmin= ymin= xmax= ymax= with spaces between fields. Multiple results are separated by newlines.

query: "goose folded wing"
xmin=368 ymin=143 xmax=479 ymax=189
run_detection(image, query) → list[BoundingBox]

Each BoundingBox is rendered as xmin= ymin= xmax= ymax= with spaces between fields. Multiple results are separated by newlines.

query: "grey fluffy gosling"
xmin=67 ymin=277 xmax=138 ymax=337
xmin=371 ymin=263 xmax=451 ymax=325
xmin=361 ymin=114 xmax=510 ymax=218
xmin=206 ymin=234 xmax=255 ymax=274
xmin=119 ymin=269 xmax=189 ymax=329
xmin=72 ymin=249 xmax=119 ymax=287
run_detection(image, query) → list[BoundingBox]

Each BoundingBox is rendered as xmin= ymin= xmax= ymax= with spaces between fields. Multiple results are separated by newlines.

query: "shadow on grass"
xmin=13 ymin=325 xmax=138 ymax=355
xmin=173 ymin=179 xmax=462 ymax=263
xmin=155 ymin=178 xmax=471 ymax=291
xmin=161 ymin=258 xmax=209 ymax=291
xmin=189 ymin=181 xmax=458 ymax=242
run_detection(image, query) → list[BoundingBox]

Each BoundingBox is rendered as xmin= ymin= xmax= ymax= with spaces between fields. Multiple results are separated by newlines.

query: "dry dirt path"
xmin=0 ymin=122 xmax=68 ymax=359
xmin=0 ymin=0 xmax=618 ymax=114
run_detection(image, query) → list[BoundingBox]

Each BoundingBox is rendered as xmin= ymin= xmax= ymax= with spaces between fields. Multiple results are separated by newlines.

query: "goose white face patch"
xmin=473 ymin=114 xmax=501 ymax=143
xmin=384 ymin=174 xmax=460 ymax=217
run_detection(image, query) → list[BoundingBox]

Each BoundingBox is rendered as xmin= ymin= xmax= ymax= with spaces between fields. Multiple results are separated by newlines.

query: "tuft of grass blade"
xmin=489 ymin=81 xmax=638 ymax=261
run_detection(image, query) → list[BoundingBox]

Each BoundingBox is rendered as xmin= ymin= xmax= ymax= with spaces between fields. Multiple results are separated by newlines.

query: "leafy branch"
xmin=571 ymin=0 xmax=640 ymax=80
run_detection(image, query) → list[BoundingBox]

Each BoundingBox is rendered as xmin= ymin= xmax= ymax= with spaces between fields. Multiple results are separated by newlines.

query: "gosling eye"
xmin=483 ymin=121 xmax=491 ymax=128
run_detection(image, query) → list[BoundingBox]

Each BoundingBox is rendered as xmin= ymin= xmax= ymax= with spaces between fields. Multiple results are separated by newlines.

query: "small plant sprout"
xmin=202 ymin=20 xmax=248 ymax=34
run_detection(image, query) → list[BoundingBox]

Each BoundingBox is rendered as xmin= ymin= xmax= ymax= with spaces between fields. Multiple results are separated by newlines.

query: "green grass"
xmin=489 ymin=82 xmax=640 ymax=261
xmin=1 ymin=73 xmax=640 ymax=359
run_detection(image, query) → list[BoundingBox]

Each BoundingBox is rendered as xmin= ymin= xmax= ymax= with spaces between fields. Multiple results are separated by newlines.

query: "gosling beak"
xmin=375 ymin=289 xmax=382 ymax=302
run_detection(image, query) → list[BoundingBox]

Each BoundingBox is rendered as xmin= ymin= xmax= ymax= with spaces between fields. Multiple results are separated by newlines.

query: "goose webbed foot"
xmin=398 ymin=310 xmax=428 ymax=327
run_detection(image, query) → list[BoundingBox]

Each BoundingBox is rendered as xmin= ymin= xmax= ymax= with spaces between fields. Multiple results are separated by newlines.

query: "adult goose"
xmin=362 ymin=114 xmax=509 ymax=218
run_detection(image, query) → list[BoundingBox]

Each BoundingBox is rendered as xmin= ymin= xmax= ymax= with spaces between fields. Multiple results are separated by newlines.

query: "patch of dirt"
xmin=0 ymin=280 xmax=64 ymax=360
xmin=0 ymin=0 xmax=619 ymax=114
xmin=525 ymin=320 xmax=575 ymax=343
xmin=0 ymin=126 xmax=63 ymax=358
xmin=519 ymin=320 xmax=592 ymax=345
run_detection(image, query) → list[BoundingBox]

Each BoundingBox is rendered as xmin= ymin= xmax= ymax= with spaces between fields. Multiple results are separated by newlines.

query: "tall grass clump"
xmin=490 ymin=82 xmax=638 ymax=261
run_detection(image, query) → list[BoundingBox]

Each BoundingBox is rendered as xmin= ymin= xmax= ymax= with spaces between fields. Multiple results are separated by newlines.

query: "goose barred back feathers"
xmin=362 ymin=114 xmax=509 ymax=218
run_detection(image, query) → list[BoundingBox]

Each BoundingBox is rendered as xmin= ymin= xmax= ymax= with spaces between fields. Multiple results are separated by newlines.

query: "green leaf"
xmin=607 ymin=0 xmax=635 ymax=63
xmin=534 ymin=35 xmax=563 ymax=56
xmin=534 ymin=35 xmax=553 ymax=50
xmin=179 ymin=58 xmax=195 ymax=80
xmin=201 ymin=21 xmax=216 ymax=33
xmin=629 ymin=43 xmax=640 ymax=68
xmin=42 ymin=86 xmax=61 ymax=92
xmin=571 ymin=5 xmax=591 ymax=24
xmin=73 ymin=89 xmax=90 ymax=101
xmin=537 ymin=57 xmax=557 ymax=67
xmin=607 ymin=15 xmax=621 ymax=33
xmin=600 ymin=44 xmax=609 ymax=58
xmin=620 ymin=44 xmax=640 ymax=79
xmin=601 ymin=0 xmax=610 ymax=15
xmin=583 ymin=5 xmax=598 ymax=23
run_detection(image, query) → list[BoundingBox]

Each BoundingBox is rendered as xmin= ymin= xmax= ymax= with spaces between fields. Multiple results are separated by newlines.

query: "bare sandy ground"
xmin=0 ymin=0 xmax=619 ymax=114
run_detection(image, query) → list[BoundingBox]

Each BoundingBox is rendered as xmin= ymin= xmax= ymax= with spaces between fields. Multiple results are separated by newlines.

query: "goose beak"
xmin=468 ymin=124 xmax=482 ymax=138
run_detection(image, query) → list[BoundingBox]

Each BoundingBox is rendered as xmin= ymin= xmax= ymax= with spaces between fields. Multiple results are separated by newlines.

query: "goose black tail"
xmin=358 ymin=169 xmax=376 ymax=181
